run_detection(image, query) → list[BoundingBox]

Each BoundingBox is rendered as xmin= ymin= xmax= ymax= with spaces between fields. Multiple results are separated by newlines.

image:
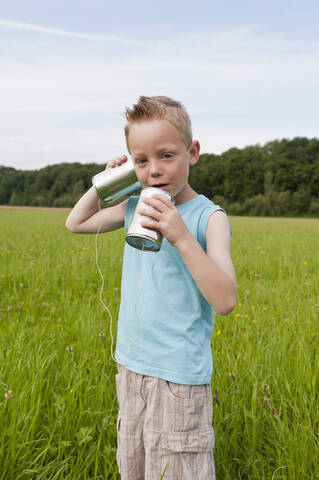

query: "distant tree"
xmin=263 ymin=171 xmax=277 ymax=216
xmin=0 ymin=183 xmax=8 ymax=204
xmin=1 ymin=138 xmax=319 ymax=217
xmin=309 ymin=198 xmax=319 ymax=216
xmin=291 ymin=188 xmax=311 ymax=215
xmin=0 ymin=166 xmax=16 ymax=177
xmin=243 ymin=194 xmax=266 ymax=216
xmin=71 ymin=179 xmax=86 ymax=204
xmin=222 ymin=148 xmax=244 ymax=202
xmin=274 ymin=191 xmax=292 ymax=216
xmin=53 ymin=195 xmax=73 ymax=207
xmin=9 ymin=191 xmax=20 ymax=205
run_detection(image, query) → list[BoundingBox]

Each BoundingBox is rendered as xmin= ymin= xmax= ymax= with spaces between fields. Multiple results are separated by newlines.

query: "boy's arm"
xmin=176 ymin=210 xmax=237 ymax=315
xmin=65 ymin=155 xmax=128 ymax=234
xmin=65 ymin=186 xmax=126 ymax=234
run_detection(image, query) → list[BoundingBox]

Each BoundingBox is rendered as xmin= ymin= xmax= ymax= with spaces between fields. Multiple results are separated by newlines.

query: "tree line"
xmin=1 ymin=137 xmax=319 ymax=217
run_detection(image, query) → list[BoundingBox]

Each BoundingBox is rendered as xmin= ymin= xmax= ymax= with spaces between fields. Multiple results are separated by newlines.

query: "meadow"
xmin=0 ymin=208 xmax=318 ymax=480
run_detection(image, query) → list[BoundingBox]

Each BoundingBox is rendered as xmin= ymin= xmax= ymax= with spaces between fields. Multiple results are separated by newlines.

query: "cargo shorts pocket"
xmin=162 ymin=381 xmax=208 ymax=432
xmin=159 ymin=429 xmax=215 ymax=480
xmin=159 ymin=428 xmax=215 ymax=454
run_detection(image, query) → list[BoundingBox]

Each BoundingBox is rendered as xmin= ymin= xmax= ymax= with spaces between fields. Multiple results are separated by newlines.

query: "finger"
xmin=105 ymin=161 xmax=115 ymax=169
xmin=151 ymin=194 xmax=174 ymax=208
xmin=140 ymin=218 xmax=160 ymax=231
xmin=114 ymin=155 xmax=127 ymax=166
xmin=141 ymin=198 xmax=165 ymax=213
xmin=118 ymin=154 xmax=127 ymax=164
xmin=138 ymin=208 xmax=161 ymax=221
xmin=142 ymin=196 xmax=171 ymax=212
xmin=106 ymin=155 xmax=127 ymax=169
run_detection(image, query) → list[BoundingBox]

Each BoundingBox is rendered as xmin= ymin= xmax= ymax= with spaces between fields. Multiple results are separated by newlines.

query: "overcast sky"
xmin=1 ymin=0 xmax=318 ymax=170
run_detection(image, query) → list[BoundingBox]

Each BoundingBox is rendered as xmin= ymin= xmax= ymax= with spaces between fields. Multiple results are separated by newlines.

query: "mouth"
xmin=151 ymin=183 xmax=170 ymax=190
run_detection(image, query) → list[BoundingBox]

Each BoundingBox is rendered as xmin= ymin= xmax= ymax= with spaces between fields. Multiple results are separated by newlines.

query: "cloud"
xmin=0 ymin=126 xmax=125 ymax=170
xmin=1 ymin=21 xmax=318 ymax=169
xmin=196 ymin=125 xmax=319 ymax=156
xmin=0 ymin=18 xmax=142 ymax=45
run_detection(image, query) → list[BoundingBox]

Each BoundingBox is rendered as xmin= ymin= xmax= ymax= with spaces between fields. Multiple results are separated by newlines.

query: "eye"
xmin=136 ymin=158 xmax=147 ymax=166
xmin=163 ymin=153 xmax=173 ymax=159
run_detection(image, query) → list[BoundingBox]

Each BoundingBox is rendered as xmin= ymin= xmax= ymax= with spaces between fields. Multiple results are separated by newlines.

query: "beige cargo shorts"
xmin=115 ymin=364 xmax=215 ymax=480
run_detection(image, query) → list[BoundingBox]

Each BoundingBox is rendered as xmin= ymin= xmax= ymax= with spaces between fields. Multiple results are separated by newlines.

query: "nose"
xmin=149 ymin=159 xmax=163 ymax=178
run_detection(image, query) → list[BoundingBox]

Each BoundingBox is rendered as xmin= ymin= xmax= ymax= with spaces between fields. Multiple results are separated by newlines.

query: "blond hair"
xmin=124 ymin=96 xmax=193 ymax=151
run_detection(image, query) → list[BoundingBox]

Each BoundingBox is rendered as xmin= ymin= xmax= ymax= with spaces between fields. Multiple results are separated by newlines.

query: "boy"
xmin=66 ymin=96 xmax=237 ymax=479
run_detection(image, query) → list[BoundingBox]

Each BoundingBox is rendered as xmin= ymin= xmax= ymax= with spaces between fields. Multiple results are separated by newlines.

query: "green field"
xmin=0 ymin=208 xmax=318 ymax=480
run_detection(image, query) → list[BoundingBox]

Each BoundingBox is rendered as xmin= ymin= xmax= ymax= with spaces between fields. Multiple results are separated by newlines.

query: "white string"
xmin=94 ymin=199 xmax=146 ymax=363
xmin=95 ymin=201 xmax=116 ymax=363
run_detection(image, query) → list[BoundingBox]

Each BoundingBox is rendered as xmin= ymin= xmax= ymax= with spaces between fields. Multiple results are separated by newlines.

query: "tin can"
xmin=126 ymin=187 xmax=171 ymax=252
xmin=92 ymin=158 xmax=141 ymax=207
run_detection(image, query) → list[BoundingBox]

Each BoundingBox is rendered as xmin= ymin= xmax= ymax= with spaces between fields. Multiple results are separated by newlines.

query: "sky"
xmin=1 ymin=0 xmax=318 ymax=170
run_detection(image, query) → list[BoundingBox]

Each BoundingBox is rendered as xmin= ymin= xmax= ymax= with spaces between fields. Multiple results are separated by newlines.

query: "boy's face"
xmin=127 ymin=119 xmax=199 ymax=205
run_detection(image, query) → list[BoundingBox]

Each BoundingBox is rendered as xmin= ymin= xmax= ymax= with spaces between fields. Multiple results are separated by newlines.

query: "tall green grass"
xmin=213 ymin=216 xmax=319 ymax=479
xmin=0 ymin=210 xmax=318 ymax=479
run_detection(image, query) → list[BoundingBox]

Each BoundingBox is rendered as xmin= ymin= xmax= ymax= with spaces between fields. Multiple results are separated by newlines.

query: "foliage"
xmin=0 ymin=137 xmax=319 ymax=216
xmin=190 ymin=137 xmax=319 ymax=217
xmin=0 ymin=163 xmax=100 ymax=208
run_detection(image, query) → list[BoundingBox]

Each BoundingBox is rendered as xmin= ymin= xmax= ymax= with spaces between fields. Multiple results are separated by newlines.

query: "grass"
xmin=0 ymin=209 xmax=318 ymax=479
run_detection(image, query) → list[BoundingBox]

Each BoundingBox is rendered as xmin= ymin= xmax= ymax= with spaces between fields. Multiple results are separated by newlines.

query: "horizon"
xmin=1 ymin=134 xmax=318 ymax=172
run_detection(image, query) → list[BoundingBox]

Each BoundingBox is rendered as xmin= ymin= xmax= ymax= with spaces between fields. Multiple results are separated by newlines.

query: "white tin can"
xmin=126 ymin=187 xmax=171 ymax=252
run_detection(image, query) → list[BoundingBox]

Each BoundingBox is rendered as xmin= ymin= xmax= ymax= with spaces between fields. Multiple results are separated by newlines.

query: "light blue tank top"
xmin=115 ymin=194 xmax=225 ymax=385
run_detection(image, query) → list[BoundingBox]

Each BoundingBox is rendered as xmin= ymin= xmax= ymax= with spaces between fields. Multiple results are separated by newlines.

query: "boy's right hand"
xmin=106 ymin=155 xmax=128 ymax=169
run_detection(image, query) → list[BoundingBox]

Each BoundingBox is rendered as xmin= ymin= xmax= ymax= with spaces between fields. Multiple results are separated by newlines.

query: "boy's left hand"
xmin=138 ymin=194 xmax=190 ymax=248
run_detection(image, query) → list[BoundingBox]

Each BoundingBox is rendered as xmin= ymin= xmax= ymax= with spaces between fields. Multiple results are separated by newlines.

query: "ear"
xmin=188 ymin=140 xmax=200 ymax=166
